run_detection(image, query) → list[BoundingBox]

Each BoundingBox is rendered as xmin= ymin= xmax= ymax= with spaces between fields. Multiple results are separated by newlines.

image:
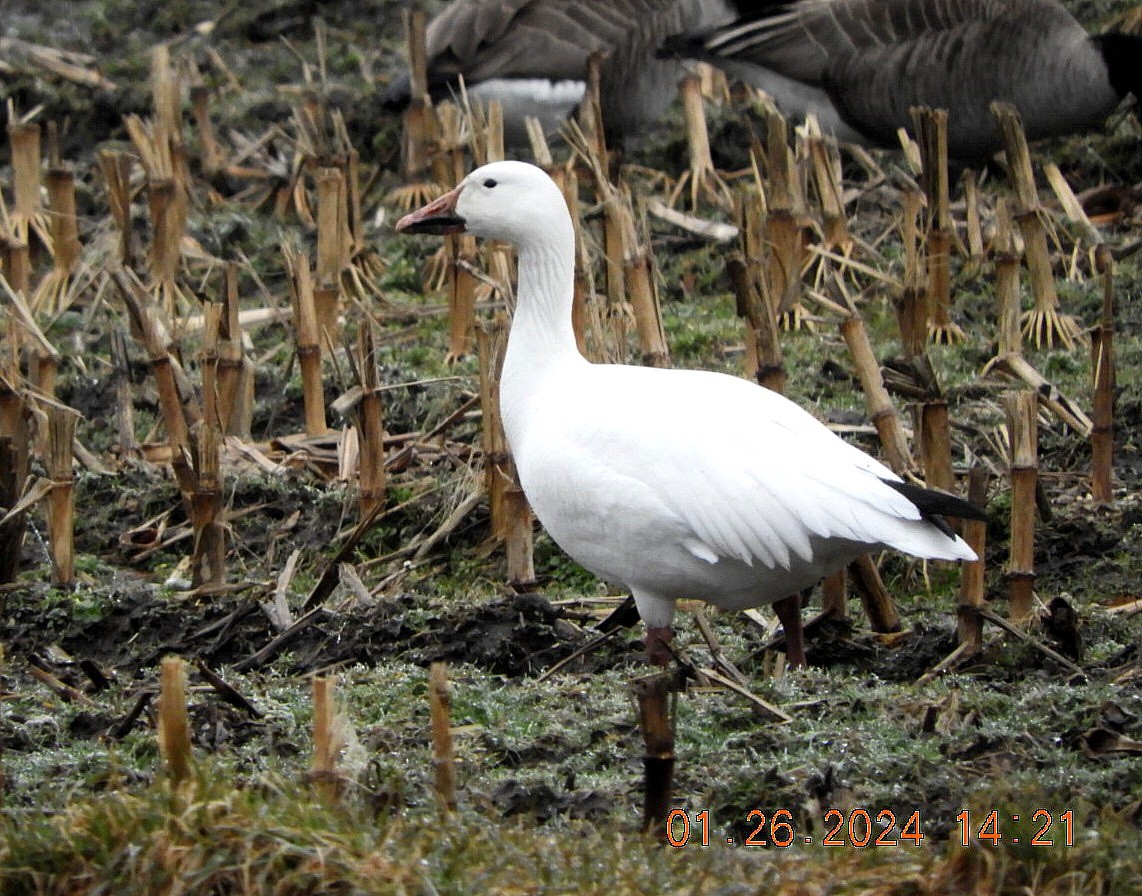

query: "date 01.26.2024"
xmin=666 ymin=808 xmax=1077 ymax=848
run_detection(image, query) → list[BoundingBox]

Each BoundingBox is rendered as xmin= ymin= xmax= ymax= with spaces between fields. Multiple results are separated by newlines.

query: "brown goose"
xmin=671 ymin=0 xmax=1142 ymax=159
xmin=383 ymin=0 xmax=740 ymax=143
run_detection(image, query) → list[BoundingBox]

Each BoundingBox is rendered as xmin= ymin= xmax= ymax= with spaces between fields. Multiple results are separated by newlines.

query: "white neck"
xmin=504 ymin=238 xmax=583 ymax=371
xmin=499 ymin=234 xmax=587 ymax=443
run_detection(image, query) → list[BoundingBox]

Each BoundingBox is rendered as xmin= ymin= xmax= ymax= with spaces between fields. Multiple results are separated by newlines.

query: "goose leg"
xmin=645 ymin=626 xmax=674 ymax=666
xmin=773 ymin=592 xmax=808 ymax=669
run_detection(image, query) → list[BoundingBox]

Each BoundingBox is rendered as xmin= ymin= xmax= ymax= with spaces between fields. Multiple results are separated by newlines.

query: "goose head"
xmin=395 ymin=160 xmax=573 ymax=248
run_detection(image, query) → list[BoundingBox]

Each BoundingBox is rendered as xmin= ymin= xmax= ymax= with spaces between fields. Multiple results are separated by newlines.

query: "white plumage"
xmin=397 ymin=160 xmax=981 ymax=666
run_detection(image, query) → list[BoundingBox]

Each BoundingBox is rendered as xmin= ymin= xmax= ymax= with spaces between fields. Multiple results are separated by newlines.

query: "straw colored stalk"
xmin=285 ymin=247 xmax=329 ymax=436
xmin=1090 ymin=246 xmax=1115 ymax=503
xmin=1005 ymin=390 xmax=1038 ymax=623
xmin=728 ymin=252 xmax=785 ymax=393
xmin=217 ymin=265 xmax=253 ymax=438
xmin=839 ymin=312 xmax=916 ymax=474
xmin=960 ymin=169 xmax=986 ymax=269
xmin=43 ymin=404 xmax=77 ymax=586
xmin=3 ymin=272 xmax=61 ymax=398
xmin=401 ymin=6 xmax=436 ymax=181
xmin=157 ymin=656 xmax=193 ymax=790
xmin=806 ymin=134 xmax=851 ymax=253
xmin=527 ymin=121 xmax=589 ymax=354
xmin=110 ymin=267 xmax=196 ymax=496
xmin=821 ymin=568 xmax=847 ymax=618
xmin=984 ymin=204 xmax=1093 ymax=435
xmin=444 ymin=234 xmax=480 ymax=362
xmin=848 ymin=553 xmax=901 ymax=633
xmin=354 ymin=327 xmax=386 ymax=520
xmin=635 ymin=672 xmax=675 ymax=837
xmin=124 ymin=113 xmax=188 ymax=310
xmin=429 ymin=662 xmax=457 ymax=811
xmin=763 ymin=111 xmax=806 ymax=324
xmin=200 ymin=302 xmax=223 ymax=431
xmin=957 ymin=467 xmax=989 ymax=652
xmin=190 ymin=422 xmax=225 ymax=588
xmin=35 ymin=123 xmax=82 ymax=315
xmin=623 ymin=186 xmax=670 ymax=368
xmin=189 ymin=85 xmax=225 ymax=178
xmin=0 ymin=319 xmax=31 ymax=584
xmin=314 ymin=166 xmax=347 ymax=343
xmin=0 ymin=437 xmax=25 ymax=585
xmin=7 ymin=120 xmax=51 ymax=249
xmin=895 ymin=188 xmax=929 ymax=358
xmin=98 ymin=150 xmax=135 ymax=264
xmin=311 ymin=676 xmax=344 ymax=803
xmin=909 ymin=107 xmax=963 ymax=344
xmin=918 ymin=400 xmax=953 ymax=492
xmin=990 ymin=102 xmax=1080 ymax=349
xmin=2 ymin=237 xmax=31 ymax=296
xmin=992 ymin=199 xmax=1023 ymax=358
xmin=670 ymin=74 xmax=731 ymax=210
xmin=476 ymin=320 xmax=535 ymax=586
xmin=576 ymin=53 xmax=609 ymax=171
xmin=110 ymin=328 xmax=139 ymax=455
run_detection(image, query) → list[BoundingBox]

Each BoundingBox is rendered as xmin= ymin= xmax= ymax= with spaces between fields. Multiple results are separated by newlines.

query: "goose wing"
xmin=699 ymin=0 xmax=1024 ymax=84
xmin=521 ymin=366 xmax=967 ymax=576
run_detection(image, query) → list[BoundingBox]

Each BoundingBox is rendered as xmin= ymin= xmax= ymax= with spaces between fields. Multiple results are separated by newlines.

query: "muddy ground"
xmin=1 ymin=0 xmax=1141 ymax=873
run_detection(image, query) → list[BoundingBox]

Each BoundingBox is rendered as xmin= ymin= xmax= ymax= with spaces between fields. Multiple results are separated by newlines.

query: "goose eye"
xmin=482 ymin=178 xmax=497 ymax=188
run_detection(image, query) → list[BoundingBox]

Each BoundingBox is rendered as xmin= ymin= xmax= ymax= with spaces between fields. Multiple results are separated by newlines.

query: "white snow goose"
xmin=382 ymin=0 xmax=740 ymax=145
xmin=396 ymin=160 xmax=985 ymax=667
xmin=668 ymin=0 xmax=1142 ymax=160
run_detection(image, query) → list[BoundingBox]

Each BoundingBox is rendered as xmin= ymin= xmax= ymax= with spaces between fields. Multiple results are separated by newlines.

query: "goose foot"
xmin=644 ymin=626 xmax=674 ymax=667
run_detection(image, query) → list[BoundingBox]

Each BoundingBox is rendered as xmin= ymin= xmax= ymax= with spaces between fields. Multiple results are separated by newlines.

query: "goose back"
xmin=691 ymin=0 xmax=1136 ymax=158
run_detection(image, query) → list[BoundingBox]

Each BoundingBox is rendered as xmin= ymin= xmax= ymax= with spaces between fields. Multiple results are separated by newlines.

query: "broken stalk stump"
xmin=728 ymin=253 xmax=785 ymax=393
xmin=429 ymin=662 xmax=457 ymax=811
xmin=44 ymin=405 xmax=77 ymax=587
xmin=314 ymin=166 xmax=348 ymax=344
xmin=910 ymin=107 xmax=963 ymax=344
xmin=1006 ymin=391 xmax=1038 ymax=623
xmin=98 ymin=150 xmax=135 ymax=264
xmin=635 ymin=672 xmax=676 ymax=838
xmin=839 ymin=312 xmax=916 ymax=475
xmin=400 ymin=5 xmax=435 ymax=182
xmin=763 ymin=110 xmax=807 ymax=325
xmin=991 ymin=102 xmax=1080 ymax=349
xmin=311 ymin=676 xmax=343 ymax=803
xmin=623 ymin=185 xmax=670 ymax=368
xmin=0 ymin=437 xmax=25 ymax=585
xmin=38 ymin=122 xmax=81 ymax=314
xmin=477 ymin=320 xmax=536 ymax=588
xmin=217 ymin=264 xmax=253 ymax=438
xmin=670 ymin=74 xmax=731 ymax=210
xmin=353 ymin=326 xmax=387 ymax=521
xmin=158 ymin=656 xmax=192 ymax=790
xmin=918 ymin=400 xmax=954 ymax=493
xmin=849 ymin=553 xmax=902 ymax=633
xmin=190 ymin=423 xmax=225 ymax=589
xmin=445 ymin=234 xmax=479 ymax=362
xmin=285 ymin=247 xmax=329 ymax=436
xmin=111 ymin=267 xmax=196 ymax=496
xmin=1090 ymin=246 xmax=1115 ymax=503
xmin=957 ymin=466 xmax=990 ymax=653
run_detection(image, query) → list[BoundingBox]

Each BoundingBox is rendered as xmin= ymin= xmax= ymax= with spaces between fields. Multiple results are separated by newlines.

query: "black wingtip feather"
xmin=883 ymin=479 xmax=988 ymax=539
